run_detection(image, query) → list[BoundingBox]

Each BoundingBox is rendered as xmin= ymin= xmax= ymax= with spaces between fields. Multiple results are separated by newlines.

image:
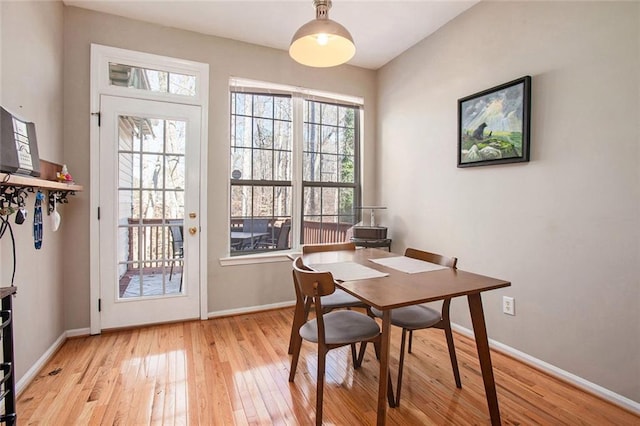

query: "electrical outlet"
xmin=502 ymin=296 xmax=515 ymax=316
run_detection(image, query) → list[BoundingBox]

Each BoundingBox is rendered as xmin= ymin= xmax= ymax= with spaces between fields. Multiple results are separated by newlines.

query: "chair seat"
xmin=300 ymin=310 xmax=380 ymax=345
xmin=321 ymin=288 xmax=366 ymax=309
xmin=371 ymin=304 xmax=441 ymax=329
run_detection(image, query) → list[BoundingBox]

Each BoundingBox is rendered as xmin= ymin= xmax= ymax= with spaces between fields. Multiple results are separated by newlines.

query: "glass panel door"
xmin=99 ymin=96 xmax=200 ymax=329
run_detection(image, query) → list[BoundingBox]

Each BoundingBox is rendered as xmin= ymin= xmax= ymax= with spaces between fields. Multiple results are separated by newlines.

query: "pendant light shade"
xmin=289 ymin=0 xmax=355 ymax=68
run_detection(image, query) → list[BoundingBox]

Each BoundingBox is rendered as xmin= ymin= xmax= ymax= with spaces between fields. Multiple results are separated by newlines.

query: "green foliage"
xmin=461 ymin=130 xmax=523 ymax=156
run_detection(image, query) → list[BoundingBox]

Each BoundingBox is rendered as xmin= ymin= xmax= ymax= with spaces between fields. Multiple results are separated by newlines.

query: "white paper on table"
xmin=368 ymin=256 xmax=447 ymax=274
xmin=309 ymin=262 xmax=389 ymax=282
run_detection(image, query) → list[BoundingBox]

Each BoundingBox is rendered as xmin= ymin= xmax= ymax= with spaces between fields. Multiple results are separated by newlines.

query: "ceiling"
xmin=64 ymin=0 xmax=479 ymax=70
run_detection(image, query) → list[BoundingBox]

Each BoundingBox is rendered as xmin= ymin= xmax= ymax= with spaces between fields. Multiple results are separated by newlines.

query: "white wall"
xmin=377 ymin=1 xmax=639 ymax=402
xmin=0 ymin=1 xmax=66 ymax=380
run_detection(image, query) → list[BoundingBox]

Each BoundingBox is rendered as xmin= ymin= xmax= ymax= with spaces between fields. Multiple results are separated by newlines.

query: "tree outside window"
xmin=230 ymin=89 xmax=361 ymax=255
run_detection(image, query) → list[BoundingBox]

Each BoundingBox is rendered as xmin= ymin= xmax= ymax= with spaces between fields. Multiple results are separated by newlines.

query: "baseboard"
xmin=451 ymin=323 xmax=640 ymax=415
xmin=66 ymin=327 xmax=91 ymax=338
xmin=15 ymin=332 xmax=67 ymax=396
xmin=208 ymin=300 xmax=296 ymax=319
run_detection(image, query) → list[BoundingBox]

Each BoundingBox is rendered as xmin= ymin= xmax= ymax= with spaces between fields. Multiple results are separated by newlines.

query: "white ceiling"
xmin=64 ymin=0 xmax=479 ymax=69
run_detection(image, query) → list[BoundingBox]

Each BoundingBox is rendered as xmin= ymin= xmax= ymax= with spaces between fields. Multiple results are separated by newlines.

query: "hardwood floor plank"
xmin=16 ymin=308 xmax=640 ymax=425
xmin=201 ymin=322 xmax=237 ymax=424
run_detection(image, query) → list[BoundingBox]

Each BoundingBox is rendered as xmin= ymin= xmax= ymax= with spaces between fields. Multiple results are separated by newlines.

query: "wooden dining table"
xmin=300 ymin=248 xmax=510 ymax=426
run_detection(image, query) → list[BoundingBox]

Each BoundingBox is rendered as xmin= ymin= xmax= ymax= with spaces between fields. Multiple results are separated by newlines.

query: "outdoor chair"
xmin=257 ymin=219 xmax=291 ymax=250
xmin=168 ymin=221 xmax=184 ymax=291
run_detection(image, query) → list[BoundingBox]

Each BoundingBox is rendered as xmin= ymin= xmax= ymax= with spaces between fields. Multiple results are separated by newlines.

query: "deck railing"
xmin=125 ymin=218 xmax=355 ymax=264
xmin=125 ymin=218 xmax=176 ymax=270
xmin=301 ymin=221 xmax=352 ymax=244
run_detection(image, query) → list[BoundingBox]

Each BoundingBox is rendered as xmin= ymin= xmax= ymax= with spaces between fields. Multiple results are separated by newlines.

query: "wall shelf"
xmin=0 ymin=173 xmax=83 ymax=192
xmin=0 ymin=173 xmax=82 ymax=216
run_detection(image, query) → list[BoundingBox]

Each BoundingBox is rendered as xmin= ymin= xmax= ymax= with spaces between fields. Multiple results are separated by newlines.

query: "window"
xmin=302 ymin=100 xmax=359 ymax=245
xmin=229 ymin=82 xmax=361 ymax=255
xmin=109 ymin=63 xmax=197 ymax=97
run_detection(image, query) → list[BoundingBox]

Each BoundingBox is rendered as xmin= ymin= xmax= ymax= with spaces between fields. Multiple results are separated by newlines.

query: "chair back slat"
xmin=292 ymin=257 xmax=336 ymax=300
xmin=405 ymin=248 xmax=457 ymax=269
xmin=292 ymin=257 xmax=336 ymax=348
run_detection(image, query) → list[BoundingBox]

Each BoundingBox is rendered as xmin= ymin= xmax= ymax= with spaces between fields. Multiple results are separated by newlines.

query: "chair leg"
xmin=373 ymin=340 xmax=381 ymax=360
xmin=364 ymin=307 xmax=380 ymax=360
xmin=444 ymin=322 xmax=462 ymax=388
xmin=395 ymin=328 xmax=409 ymax=407
xmin=387 ymin=368 xmax=396 ymax=408
xmin=288 ymin=303 xmax=306 ymax=355
xmin=350 ymin=343 xmax=358 ymax=367
xmin=289 ymin=297 xmax=312 ymax=354
xmin=287 ymin=324 xmax=295 ymax=355
xmin=289 ymin=338 xmax=302 ymax=382
xmin=356 ymin=342 xmax=368 ymax=368
xmin=408 ymin=329 xmax=413 ymax=353
xmin=316 ymin=348 xmax=327 ymax=426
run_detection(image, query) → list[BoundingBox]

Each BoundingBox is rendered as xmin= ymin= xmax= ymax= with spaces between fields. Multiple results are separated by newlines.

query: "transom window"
xmin=109 ymin=63 xmax=197 ymax=97
xmin=229 ymin=82 xmax=362 ymax=255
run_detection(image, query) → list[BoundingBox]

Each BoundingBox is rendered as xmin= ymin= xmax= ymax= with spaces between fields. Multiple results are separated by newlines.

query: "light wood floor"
xmin=17 ymin=308 xmax=639 ymax=425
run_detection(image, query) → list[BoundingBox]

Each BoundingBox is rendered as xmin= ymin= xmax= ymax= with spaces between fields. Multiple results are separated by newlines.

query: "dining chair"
xmin=289 ymin=257 xmax=381 ymax=426
xmin=371 ymin=247 xmax=461 ymax=406
xmin=288 ymin=242 xmax=373 ymax=354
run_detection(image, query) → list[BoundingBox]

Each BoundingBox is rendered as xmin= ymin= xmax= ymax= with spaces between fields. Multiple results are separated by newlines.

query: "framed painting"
xmin=458 ymin=76 xmax=531 ymax=167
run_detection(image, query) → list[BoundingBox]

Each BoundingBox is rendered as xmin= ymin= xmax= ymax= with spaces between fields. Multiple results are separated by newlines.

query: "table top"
xmin=301 ymin=248 xmax=510 ymax=311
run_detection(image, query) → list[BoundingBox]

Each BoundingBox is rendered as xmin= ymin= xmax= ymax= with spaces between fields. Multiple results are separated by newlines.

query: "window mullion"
xmin=291 ymin=95 xmax=304 ymax=249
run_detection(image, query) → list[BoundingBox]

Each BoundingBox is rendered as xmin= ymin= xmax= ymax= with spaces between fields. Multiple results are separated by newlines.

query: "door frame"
xmin=98 ymin=96 xmax=202 ymax=329
xmin=89 ymin=44 xmax=209 ymax=334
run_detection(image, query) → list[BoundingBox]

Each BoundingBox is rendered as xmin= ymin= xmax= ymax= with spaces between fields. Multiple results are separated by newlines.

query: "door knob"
xmin=189 ymin=227 xmax=197 ymax=235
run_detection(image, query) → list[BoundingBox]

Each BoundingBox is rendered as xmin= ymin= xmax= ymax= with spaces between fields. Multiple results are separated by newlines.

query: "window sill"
xmin=219 ymin=250 xmax=301 ymax=267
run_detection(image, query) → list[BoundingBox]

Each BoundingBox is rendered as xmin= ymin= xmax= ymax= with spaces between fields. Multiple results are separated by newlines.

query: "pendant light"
xmin=289 ymin=0 xmax=356 ymax=68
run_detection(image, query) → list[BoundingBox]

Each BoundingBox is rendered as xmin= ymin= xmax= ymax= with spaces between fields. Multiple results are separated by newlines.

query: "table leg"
xmin=376 ymin=310 xmax=391 ymax=425
xmin=467 ymin=293 xmax=501 ymax=426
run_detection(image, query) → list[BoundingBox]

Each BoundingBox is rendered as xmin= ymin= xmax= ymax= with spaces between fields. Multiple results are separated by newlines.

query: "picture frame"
xmin=458 ymin=76 xmax=531 ymax=168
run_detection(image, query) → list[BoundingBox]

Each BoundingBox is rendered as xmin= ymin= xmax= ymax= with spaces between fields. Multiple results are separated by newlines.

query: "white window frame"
xmin=92 ymin=44 xmax=208 ymax=105
xmin=89 ymin=44 xmax=209 ymax=334
xmin=221 ymin=78 xmax=364 ymax=266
